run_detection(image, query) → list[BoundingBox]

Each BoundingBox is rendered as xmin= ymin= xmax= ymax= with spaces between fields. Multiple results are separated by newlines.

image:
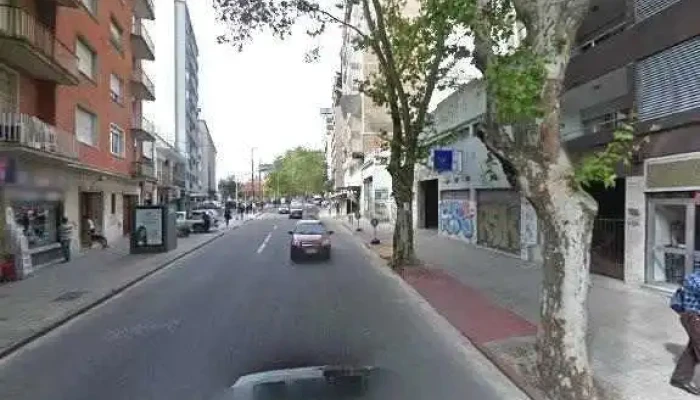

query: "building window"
xmin=637 ymin=36 xmax=700 ymax=121
xmin=76 ymin=39 xmax=96 ymax=79
xmin=75 ymin=107 xmax=98 ymax=146
xmin=80 ymin=0 xmax=97 ymax=14
xmin=110 ymin=124 xmax=125 ymax=157
xmin=110 ymin=74 xmax=122 ymax=103
xmin=635 ymin=0 xmax=680 ymax=21
xmin=109 ymin=18 xmax=123 ymax=51
xmin=110 ymin=193 xmax=116 ymax=214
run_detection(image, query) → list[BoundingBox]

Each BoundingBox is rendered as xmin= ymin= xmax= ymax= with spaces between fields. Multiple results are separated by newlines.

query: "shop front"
xmin=2 ymin=182 xmax=66 ymax=267
xmin=645 ymin=153 xmax=700 ymax=288
xmin=0 ymin=156 xmax=72 ymax=268
xmin=646 ymin=194 xmax=700 ymax=288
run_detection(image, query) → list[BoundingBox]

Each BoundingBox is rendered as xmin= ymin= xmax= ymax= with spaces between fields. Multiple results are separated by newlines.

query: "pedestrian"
xmin=84 ymin=215 xmax=109 ymax=249
xmin=59 ymin=217 xmax=73 ymax=262
xmin=670 ymin=270 xmax=700 ymax=395
xmin=202 ymin=211 xmax=212 ymax=232
xmin=224 ymin=208 xmax=232 ymax=227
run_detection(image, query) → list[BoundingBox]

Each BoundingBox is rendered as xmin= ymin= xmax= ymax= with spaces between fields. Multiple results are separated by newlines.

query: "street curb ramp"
xmin=0 ymin=228 xmax=235 ymax=361
xmin=328 ymin=218 xmax=535 ymax=400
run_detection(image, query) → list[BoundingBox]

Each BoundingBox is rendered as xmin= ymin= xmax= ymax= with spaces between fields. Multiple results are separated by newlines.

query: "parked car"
xmin=176 ymin=212 xmax=196 ymax=236
xmin=289 ymin=220 xmax=333 ymax=261
xmin=191 ymin=210 xmax=220 ymax=228
xmin=278 ymin=205 xmax=290 ymax=214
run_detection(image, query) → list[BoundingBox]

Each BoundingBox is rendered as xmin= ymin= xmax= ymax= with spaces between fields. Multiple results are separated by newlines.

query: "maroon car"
xmin=289 ymin=220 xmax=333 ymax=261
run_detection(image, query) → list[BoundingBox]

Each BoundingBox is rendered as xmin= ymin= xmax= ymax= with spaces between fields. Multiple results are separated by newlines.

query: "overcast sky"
xmin=145 ymin=0 xmax=341 ymax=182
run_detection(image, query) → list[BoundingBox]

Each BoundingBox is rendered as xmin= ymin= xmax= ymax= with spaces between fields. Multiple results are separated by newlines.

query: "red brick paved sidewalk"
xmin=330 ymin=215 xmax=695 ymax=400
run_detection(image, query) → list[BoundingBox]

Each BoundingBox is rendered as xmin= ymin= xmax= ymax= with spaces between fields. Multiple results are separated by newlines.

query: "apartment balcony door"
xmin=0 ymin=64 xmax=18 ymax=113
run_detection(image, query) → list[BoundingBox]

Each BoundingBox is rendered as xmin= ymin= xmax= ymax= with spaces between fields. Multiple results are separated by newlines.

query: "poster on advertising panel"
xmin=134 ymin=208 xmax=163 ymax=246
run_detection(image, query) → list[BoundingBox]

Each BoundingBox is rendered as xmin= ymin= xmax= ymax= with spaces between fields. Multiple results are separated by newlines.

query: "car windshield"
xmin=295 ymin=223 xmax=325 ymax=235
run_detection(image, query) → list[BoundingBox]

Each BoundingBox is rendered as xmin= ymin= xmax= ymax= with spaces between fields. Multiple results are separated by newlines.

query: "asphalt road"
xmin=0 ymin=214 xmax=525 ymax=400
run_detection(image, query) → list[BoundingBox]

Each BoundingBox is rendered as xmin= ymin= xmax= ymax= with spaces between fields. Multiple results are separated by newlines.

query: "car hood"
xmin=218 ymin=365 xmax=376 ymax=400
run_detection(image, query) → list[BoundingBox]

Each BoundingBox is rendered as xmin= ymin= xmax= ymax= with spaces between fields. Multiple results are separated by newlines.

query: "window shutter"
xmin=637 ymin=36 xmax=700 ymax=121
xmin=452 ymin=150 xmax=463 ymax=172
xmin=634 ymin=0 xmax=680 ymax=21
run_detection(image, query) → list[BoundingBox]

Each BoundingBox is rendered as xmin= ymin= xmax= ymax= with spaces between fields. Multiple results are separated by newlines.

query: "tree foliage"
xmin=218 ymin=175 xmax=243 ymax=201
xmin=264 ymin=147 xmax=327 ymax=197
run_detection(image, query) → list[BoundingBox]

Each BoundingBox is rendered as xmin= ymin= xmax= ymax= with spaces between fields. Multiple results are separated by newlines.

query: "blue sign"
xmin=433 ymin=150 xmax=453 ymax=172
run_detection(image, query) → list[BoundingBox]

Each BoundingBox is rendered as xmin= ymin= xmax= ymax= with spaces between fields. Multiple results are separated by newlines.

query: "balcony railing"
xmin=134 ymin=0 xmax=155 ymax=20
xmin=0 ymin=113 xmax=78 ymax=159
xmin=131 ymin=160 xmax=156 ymax=180
xmin=132 ymin=115 xmax=156 ymax=141
xmin=0 ymin=6 xmax=79 ymax=84
xmin=131 ymin=18 xmax=154 ymax=60
xmin=131 ymin=66 xmax=155 ymax=100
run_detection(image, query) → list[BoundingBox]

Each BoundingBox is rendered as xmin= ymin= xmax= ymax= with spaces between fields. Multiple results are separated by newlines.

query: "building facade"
xmin=559 ymin=0 xmax=700 ymax=286
xmin=416 ymin=81 xmax=540 ymax=262
xmin=196 ymin=119 xmax=217 ymax=200
xmin=174 ymin=0 xmax=200 ymax=205
xmin=328 ymin=0 xmax=393 ymax=219
xmin=0 ymin=0 xmax=156 ymax=269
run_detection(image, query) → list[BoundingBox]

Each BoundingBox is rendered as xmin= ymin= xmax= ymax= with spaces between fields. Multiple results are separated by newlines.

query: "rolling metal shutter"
xmin=634 ymin=0 xmax=680 ymax=21
xmin=636 ymin=36 xmax=700 ymax=121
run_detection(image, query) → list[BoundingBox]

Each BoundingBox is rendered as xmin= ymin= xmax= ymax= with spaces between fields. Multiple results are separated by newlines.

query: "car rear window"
xmin=295 ymin=223 xmax=325 ymax=235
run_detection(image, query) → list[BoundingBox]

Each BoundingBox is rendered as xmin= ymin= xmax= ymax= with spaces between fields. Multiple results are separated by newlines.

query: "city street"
xmin=0 ymin=214 xmax=525 ymax=400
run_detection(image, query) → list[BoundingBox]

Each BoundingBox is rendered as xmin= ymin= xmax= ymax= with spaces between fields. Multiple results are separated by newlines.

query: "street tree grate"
xmin=53 ymin=291 xmax=87 ymax=302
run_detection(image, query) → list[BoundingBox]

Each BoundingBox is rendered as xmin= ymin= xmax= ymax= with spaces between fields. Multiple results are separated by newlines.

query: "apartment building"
xmin=555 ymin=0 xmax=700 ymax=287
xmin=174 ymin=0 xmax=201 ymax=207
xmin=0 ymin=0 xmax=155 ymax=267
xmin=155 ymin=133 xmax=185 ymax=210
xmin=328 ymin=0 xmax=393 ymax=218
xmin=196 ymin=119 xmax=217 ymax=200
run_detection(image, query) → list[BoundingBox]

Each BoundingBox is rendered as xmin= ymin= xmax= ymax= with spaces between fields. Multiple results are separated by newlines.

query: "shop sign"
xmin=433 ymin=149 xmax=453 ymax=172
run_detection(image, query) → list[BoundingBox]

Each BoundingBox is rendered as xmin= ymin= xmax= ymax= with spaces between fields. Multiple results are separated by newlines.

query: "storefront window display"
xmin=12 ymin=201 xmax=60 ymax=249
xmin=647 ymin=196 xmax=700 ymax=287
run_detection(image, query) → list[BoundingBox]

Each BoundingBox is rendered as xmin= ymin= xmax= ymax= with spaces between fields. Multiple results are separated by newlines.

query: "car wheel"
xmin=323 ymin=248 xmax=331 ymax=260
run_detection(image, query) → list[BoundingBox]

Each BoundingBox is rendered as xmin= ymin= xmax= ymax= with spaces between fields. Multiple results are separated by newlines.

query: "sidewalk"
xmin=0 ymin=220 xmax=243 ymax=358
xmin=336 ymin=216 xmax=692 ymax=400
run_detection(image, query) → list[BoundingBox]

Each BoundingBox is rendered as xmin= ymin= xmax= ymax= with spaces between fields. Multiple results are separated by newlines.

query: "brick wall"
xmin=55 ymin=0 xmax=135 ymax=176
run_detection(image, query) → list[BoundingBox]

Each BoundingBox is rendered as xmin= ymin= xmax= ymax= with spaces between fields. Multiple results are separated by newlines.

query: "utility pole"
xmin=250 ymin=148 xmax=255 ymax=204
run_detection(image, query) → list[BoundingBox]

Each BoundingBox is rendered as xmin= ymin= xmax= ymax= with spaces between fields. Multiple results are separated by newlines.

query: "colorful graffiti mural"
xmin=439 ymin=200 xmax=475 ymax=241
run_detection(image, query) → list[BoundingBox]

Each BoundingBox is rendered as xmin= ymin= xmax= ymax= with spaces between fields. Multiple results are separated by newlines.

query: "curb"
xmin=0 ymin=229 xmax=231 ymax=361
xmin=332 ymin=219 xmax=537 ymax=400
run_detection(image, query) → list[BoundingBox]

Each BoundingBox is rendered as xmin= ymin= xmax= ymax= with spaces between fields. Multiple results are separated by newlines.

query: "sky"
xmin=144 ymin=0 xmax=342 ymax=182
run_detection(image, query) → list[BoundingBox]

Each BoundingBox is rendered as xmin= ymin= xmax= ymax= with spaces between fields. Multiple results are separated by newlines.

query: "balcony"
xmin=131 ymin=66 xmax=155 ymax=101
xmin=0 ymin=113 xmax=78 ymax=160
xmin=0 ymin=6 xmax=79 ymax=85
xmin=131 ymin=18 xmax=154 ymax=61
xmin=132 ymin=115 xmax=156 ymax=142
xmin=157 ymin=168 xmax=174 ymax=187
xmin=131 ymin=159 xmax=156 ymax=181
xmin=134 ymin=0 xmax=155 ymax=20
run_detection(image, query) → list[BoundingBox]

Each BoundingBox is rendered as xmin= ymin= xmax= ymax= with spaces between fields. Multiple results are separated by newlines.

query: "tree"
xmin=213 ymin=0 xmax=476 ymax=268
xmin=218 ymin=175 xmax=242 ymax=201
xmin=468 ymin=1 xmax=640 ymax=399
xmin=264 ymin=147 xmax=327 ymax=197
